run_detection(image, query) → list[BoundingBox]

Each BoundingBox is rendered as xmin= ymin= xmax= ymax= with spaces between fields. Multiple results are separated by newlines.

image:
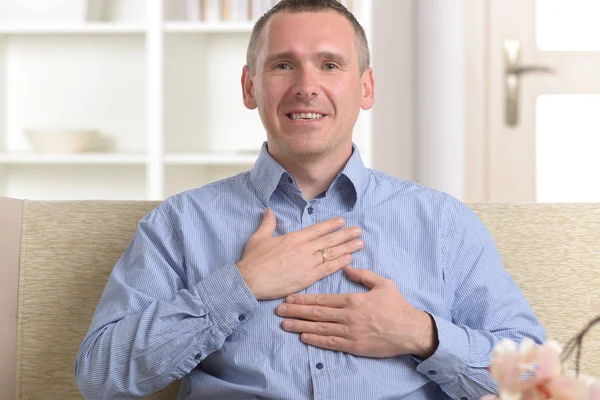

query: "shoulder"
xmin=363 ymin=169 xmax=487 ymax=244
xmin=364 ymin=169 xmax=464 ymax=215
xmin=153 ymin=171 xmax=253 ymax=221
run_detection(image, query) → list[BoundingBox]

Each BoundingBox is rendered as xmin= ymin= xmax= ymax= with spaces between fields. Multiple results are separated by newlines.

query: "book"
xmin=201 ymin=0 xmax=220 ymax=21
xmin=235 ymin=0 xmax=250 ymax=21
xmin=184 ymin=0 xmax=201 ymax=21
xmin=222 ymin=0 xmax=233 ymax=21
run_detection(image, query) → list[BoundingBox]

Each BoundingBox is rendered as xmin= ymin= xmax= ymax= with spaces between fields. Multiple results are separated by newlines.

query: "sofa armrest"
xmin=0 ymin=197 xmax=24 ymax=400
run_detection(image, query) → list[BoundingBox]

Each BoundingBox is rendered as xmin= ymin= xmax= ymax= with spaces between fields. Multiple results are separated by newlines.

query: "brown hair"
xmin=246 ymin=0 xmax=370 ymax=76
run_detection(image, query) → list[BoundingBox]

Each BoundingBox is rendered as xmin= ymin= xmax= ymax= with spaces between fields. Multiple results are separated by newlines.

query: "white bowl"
xmin=24 ymin=129 xmax=100 ymax=153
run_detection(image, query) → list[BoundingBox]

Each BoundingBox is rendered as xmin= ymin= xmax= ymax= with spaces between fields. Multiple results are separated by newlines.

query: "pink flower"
xmin=484 ymin=338 xmax=598 ymax=400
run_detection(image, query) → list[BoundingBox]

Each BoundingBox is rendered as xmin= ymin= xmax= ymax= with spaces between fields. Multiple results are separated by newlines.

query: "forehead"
xmin=261 ymin=11 xmax=356 ymax=55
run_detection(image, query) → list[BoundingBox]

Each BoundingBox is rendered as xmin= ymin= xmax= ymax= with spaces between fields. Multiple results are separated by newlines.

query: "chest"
xmin=181 ymin=206 xmax=451 ymax=320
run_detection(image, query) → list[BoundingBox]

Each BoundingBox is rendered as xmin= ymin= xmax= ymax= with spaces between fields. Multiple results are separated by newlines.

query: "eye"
xmin=324 ymin=63 xmax=338 ymax=70
xmin=275 ymin=63 xmax=291 ymax=70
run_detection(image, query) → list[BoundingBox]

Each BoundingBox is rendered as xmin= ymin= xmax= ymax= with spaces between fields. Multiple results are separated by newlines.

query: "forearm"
xmin=74 ymin=263 xmax=258 ymax=399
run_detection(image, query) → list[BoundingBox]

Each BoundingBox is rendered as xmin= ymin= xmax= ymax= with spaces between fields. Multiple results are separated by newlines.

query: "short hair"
xmin=246 ymin=0 xmax=370 ymax=76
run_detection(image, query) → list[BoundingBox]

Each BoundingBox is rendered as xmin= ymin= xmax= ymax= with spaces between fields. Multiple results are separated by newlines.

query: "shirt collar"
xmin=250 ymin=143 xmax=290 ymax=207
xmin=337 ymin=144 xmax=368 ymax=208
xmin=250 ymin=142 xmax=368 ymax=208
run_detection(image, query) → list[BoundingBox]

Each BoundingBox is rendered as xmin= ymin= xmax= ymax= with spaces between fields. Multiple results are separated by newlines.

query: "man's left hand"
xmin=275 ymin=266 xmax=438 ymax=359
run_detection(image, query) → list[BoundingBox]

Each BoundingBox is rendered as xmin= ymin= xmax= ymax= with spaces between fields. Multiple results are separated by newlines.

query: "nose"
xmin=294 ymin=67 xmax=319 ymax=100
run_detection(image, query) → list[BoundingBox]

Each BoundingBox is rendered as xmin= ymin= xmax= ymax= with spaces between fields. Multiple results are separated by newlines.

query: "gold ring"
xmin=320 ymin=249 xmax=327 ymax=263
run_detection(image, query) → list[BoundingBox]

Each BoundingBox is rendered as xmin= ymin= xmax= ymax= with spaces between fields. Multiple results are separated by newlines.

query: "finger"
xmin=344 ymin=266 xmax=387 ymax=289
xmin=252 ymin=208 xmax=277 ymax=239
xmin=300 ymin=217 xmax=346 ymax=241
xmin=315 ymin=238 xmax=363 ymax=263
xmin=314 ymin=254 xmax=352 ymax=280
xmin=276 ymin=303 xmax=346 ymax=323
xmin=311 ymin=226 xmax=363 ymax=253
xmin=285 ymin=293 xmax=351 ymax=308
xmin=281 ymin=319 xmax=349 ymax=338
xmin=300 ymin=333 xmax=353 ymax=353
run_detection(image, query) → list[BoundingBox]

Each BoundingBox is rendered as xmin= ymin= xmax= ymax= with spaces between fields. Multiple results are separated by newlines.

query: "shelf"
xmin=0 ymin=153 xmax=259 ymax=165
xmin=164 ymin=22 xmax=254 ymax=33
xmin=165 ymin=153 xmax=258 ymax=165
xmin=0 ymin=153 xmax=146 ymax=165
xmin=0 ymin=0 xmax=373 ymax=201
xmin=0 ymin=23 xmax=146 ymax=35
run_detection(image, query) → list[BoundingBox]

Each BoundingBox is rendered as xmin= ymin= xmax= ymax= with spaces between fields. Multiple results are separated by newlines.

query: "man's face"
xmin=242 ymin=10 xmax=374 ymax=160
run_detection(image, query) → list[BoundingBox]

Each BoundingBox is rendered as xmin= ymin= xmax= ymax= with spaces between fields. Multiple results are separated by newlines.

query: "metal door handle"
xmin=504 ymin=38 xmax=556 ymax=127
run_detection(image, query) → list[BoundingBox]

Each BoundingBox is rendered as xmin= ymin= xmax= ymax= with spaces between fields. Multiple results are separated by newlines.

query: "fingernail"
xmin=336 ymin=217 xmax=345 ymax=224
xmin=277 ymin=305 xmax=287 ymax=314
xmin=282 ymin=320 xmax=293 ymax=329
xmin=353 ymin=227 xmax=362 ymax=234
xmin=287 ymin=295 xmax=296 ymax=304
xmin=355 ymin=240 xmax=364 ymax=247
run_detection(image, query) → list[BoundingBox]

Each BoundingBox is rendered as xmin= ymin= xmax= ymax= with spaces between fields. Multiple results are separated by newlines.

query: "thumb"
xmin=253 ymin=208 xmax=276 ymax=238
xmin=344 ymin=266 xmax=386 ymax=289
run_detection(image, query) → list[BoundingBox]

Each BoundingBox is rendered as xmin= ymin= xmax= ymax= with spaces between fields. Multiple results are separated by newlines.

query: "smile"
xmin=286 ymin=113 xmax=325 ymax=120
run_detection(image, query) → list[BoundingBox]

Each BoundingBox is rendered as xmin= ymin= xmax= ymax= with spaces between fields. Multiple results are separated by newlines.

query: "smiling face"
xmin=242 ymin=10 xmax=374 ymax=162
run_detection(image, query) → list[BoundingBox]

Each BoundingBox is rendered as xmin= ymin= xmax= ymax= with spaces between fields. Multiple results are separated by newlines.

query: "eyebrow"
xmin=263 ymin=51 xmax=350 ymax=67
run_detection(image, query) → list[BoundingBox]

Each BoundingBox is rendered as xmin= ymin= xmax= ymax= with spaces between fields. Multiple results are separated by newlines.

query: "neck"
xmin=270 ymin=145 xmax=353 ymax=200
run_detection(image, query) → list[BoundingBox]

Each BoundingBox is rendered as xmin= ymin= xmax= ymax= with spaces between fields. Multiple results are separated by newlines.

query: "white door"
xmin=485 ymin=0 xmax=600 ymax=201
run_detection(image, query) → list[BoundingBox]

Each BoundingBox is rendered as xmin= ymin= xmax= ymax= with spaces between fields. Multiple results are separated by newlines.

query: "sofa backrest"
xmin=0 ymin=199 xmax=177 ymax=400
xmin=473 ymin=203 xmax=600 ymax=376
xmin=0 ymin=199 xmax=598 ymax=399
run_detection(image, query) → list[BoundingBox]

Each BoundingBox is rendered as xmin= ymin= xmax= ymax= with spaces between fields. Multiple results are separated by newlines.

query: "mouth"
xmin=286 ymin=112 xmax=326 ymax=121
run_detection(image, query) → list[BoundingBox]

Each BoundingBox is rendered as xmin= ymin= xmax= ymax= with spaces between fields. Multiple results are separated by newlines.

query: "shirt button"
xmin=238 ymin=314 xmax=246 ymax=322
xmin=427 ymin=370 xmax=437 ymax=375
xmin=195 ymin=353 xmax=202 ymax=361
xmin=307 ymin=207 xmax=314 ymax=215
xmin=315 ymin=362 xmax=324 ymax=369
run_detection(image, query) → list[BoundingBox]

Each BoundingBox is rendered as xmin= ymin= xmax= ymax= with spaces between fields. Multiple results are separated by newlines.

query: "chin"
xmin=286 ymin=141 xmax=331 ymax=159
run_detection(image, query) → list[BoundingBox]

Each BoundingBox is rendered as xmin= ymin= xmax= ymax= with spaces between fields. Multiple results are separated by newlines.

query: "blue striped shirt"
xmin=75 ymin=143 xmax=545 ymax=399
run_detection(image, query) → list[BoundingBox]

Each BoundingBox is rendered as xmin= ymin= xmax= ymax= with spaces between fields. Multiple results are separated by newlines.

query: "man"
xmin=75 ymin=0 xmax=545 ymax=399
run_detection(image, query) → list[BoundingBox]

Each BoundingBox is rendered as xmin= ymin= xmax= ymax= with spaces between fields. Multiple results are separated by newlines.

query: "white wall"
xmin=414 ymin=0 xmax=467 ymax=200
xmin=371 ymin=0 xmax=467 ymax=200
xmin=371 ymin=0 xmax=414 ymax=181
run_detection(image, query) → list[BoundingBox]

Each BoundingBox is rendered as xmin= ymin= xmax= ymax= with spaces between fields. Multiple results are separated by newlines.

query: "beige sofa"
xmin=1 ymin=198 xmax=599 ymax=399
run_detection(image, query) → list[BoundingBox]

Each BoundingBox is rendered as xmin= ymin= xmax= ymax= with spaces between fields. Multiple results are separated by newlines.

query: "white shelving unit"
xmin=0 ymin=0 xmax=373 ymax=200
xmin=164 ymin=22 xmax=254 ymax=33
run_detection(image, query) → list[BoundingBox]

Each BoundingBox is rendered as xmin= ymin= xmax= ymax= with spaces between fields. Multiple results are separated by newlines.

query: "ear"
xmin=242 ymin=65 xmax=258 ymax=110
xmin=360 ymin=67 xmax=374 ymax=111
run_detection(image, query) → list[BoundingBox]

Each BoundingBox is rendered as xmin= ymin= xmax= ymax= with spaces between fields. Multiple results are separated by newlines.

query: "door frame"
xmin=465 ymin=0 xmax=490 ymax=202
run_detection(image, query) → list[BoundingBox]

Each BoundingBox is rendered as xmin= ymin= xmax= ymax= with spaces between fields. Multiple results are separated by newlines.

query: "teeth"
xmin=289 ymin=113 xmax=324 ymax=120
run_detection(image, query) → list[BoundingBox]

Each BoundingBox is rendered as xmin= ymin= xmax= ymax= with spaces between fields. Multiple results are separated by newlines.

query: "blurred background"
xmin=0 ymin=0 xmax=598 ymax=202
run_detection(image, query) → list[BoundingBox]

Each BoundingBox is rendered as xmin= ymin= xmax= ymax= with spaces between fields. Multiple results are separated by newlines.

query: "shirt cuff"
xmin=195 ymin=263 xmax=259 ymax=336
xmin=414 ymin=313 xmax=470 ymax=385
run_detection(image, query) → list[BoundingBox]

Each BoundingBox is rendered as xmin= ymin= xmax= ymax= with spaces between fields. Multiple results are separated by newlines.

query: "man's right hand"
xmin=237 ymin=208 xmax=364 ymax=300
